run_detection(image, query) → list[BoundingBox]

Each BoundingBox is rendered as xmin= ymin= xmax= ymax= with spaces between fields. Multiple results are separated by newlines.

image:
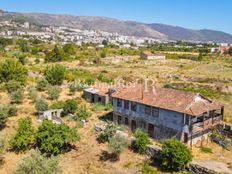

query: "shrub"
xmin=69 ymin=82 xmax=77 ymax=95
xmin=0 ymin=135 xmax=5 ymax=154
xmin=49 ymin=101 xmax=65 ymax=110
xmin=17 ymin=54 xmax=27 ymax=65
xmin=44 ymin=64 xmax=66 ymax=86
xmin=141 ymin=161 xmax=157 ymax=174
xmin=27 ymin=86 xmax=38 ymax=103
xmin=7 ymin=104 xmax=18 ymax=116
xmin=47 ymin=85 xmax=61 ymax=100
xmin=63 ymin=99 xmax=77 ymax=115
xmin=15 ymin=149 xmax=62 ymax=174
xmin=10 ymin=89 xmax=24 ymax=104
xmin=133 ymin=129 xmax=151 ymax=154
xmin=97 ymin=123 xmax=117 ymax=143
xmin=10 ymin=117 xmax=36 ymax=152
xmin=45 ymin=45 xmax=66 ymax=62
xmin=76 ymin=107 xmax=91 ymax=120
xmin=108 ymin=134 xmax=129 ymax=160
xmin=36 ymin=120 xmax=80 ymax=156
xmin=35 ymin=98 xmax=48 ymax=112
xmin=6 ymin=80 xmax=23 ymax=93
xmin=0 ymin=106 xmax=8 ymax=129
xmin=0 ymin=59 xmax=27 ymax=84
xmin=36 ymin=78 xmax=49 ymax=91
xmin=161 ymin=138 xmax=193 ymax=171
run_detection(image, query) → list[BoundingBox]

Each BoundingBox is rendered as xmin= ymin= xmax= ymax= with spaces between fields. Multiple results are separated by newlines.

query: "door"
xmin=131 ymin=120 xmax=136 ymax=132
xmin=125 ymin=117 xmax=129 ymax=125
xmin=148 ymin=123 xmax=154 ymax=138
xmin=118 ymin=115 xmax=122 ymax=124
xmin=184 ymin=133 xmax=188 ymax=144
xmin=91 ymin=94 xmax=95 ymax=103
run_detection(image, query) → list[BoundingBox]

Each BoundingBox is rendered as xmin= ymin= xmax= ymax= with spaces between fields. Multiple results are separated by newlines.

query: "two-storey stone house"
xmin=112 ymin=85 xmax=224 ymax=145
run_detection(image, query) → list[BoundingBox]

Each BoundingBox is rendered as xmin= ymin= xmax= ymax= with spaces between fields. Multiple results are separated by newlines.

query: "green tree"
xmin=133 ymin=129 xmax=151 ymax=154
xmin=10 ymin=117 xmax=36 ymax=152
xmin=161 ymin=138 xmax=193 ymax=171
xmin=45 ymin=45 xmax=66 ymax=62
xmin=17 ymin=39 xmax=30 ymax=52
xmin=36 ymin=78 xmax=49 ymax=91
xmin=108 ymin=134 xmax=128 ymax=160
xmin=10 ymin=89 xmax=24 ymax=104
xmin=15 ymin=149 xmax=62 ymax=174
xmin=36 ymin=120 xmax=80 ymax=156
xmin=0 ymin=59 xmax=27 ymax=84
xmin=97 ymin=124 xmax=117 ymax=143
xmin=35 ymin=98 xmax=48 ymax=112
xmin=6 ymin=80 xmax=23 ymax=93
xmin=63 ymin=99 xmax=77 ymax=115
xmin=63 ymin=43 xmax=76 ymax=55
xmin=0 ymin=106 xmax=8 ymax=129
xmin=45 ymin=64 xmax=66 ymax=86
xmin=47 ymin=86 xmax=61 ymax=100
xmin=27 ymin=86 xmax=38 ymax=103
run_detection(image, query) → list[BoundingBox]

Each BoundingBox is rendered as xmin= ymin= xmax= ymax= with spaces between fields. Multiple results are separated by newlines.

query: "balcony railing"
xmin=192 ymin=115 xmax=222 ymax=134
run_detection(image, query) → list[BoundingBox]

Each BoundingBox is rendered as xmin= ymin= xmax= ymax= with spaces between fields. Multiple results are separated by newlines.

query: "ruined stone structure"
xmin=112 ymin=85 xmax=224 ymax=145
xmin=38 ymin=109 xmax=63 ymax=124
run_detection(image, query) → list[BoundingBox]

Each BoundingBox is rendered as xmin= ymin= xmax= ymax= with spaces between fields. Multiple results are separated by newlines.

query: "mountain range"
xmin=1 ymin=9 xmax=232 ymax=43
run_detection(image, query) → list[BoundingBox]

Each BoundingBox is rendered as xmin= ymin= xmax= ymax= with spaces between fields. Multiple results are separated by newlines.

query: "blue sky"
xmin=1 ymin=0 xmax=232 ymax=34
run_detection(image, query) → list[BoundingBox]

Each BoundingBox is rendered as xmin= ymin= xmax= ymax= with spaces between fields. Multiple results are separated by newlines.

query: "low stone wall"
xmin=189 ymin=163 xmax=218 ymax=174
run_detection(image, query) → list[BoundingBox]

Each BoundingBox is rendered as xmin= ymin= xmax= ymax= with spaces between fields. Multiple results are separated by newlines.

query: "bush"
xmin=108 ymin=134 xmax=128 ymax=160
xmin=47 ymin=85 xmax=61 ymax=100
xmin=36 ymin=78 xmax=49 ymax=91
xmin=7 ymin=104 xmax=18 ymax=116
xmin=133 ymin=129 xmax=151 ymax=154
xmin=0 ymin=59 xmax=27 ymax=84
xmin=10 ymin=117 xmax=36 ymax=152
xmin=161 ymin=138 xmax=193 ymax=171
xmin=63 ymin=99 xmax=77 ymax=115
xmin=15 ymin=149 xmax=62 ymax=174
xmin=45 ymin=45 xmax=66 ymax=62
xmin=6 ymin=80 xmax=23 ymax=93
xmin=35 ymin=98 xmax=48 ymax=112
xmin=141 ymin=161 xmax=157 ymax=174
xmin=45 ymin=64 xmax=66 ymax=86
xmin=97 ymin=123 xmax=117 ymax=143
xmin=10 ymin=89 xmax=24 ymax=104
xmin=49 ymin=101 xmax=65 ymax=110
xmin=0 ymin=106 xmax=8 ymax=129
xmin=69 ymin=82 xmax=77 ymax=95
xmin=27 ymin=86 xmax=38 ymax=103
xmin=36 ymin=120 xmax=80 ymax=156
xmin=76 ymin=107 xmax=91 ymax=120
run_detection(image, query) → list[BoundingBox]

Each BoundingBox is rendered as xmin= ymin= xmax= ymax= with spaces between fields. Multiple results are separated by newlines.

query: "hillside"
xmin=1 ymin=10 xmax=232 ymax=43
xmin=149 ymin=23 xmax=232 ymax=43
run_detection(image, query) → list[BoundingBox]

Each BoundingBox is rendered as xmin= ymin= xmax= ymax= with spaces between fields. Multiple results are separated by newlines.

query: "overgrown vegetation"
xmin=133 ymin=129 xmax=151 ymax=154
xmin=161 ymin=138 xmax=193 ymax=171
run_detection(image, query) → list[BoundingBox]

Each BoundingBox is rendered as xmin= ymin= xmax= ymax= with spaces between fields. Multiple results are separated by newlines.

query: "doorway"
xmin=148 ymin=123 xmax=154 ymax=138
xmin=131 ymin=120 xmax=136 ymax=132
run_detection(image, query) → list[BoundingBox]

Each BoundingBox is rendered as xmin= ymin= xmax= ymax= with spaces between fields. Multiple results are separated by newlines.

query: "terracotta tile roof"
xmin=112 ymin=85 xmax=223 ymax=116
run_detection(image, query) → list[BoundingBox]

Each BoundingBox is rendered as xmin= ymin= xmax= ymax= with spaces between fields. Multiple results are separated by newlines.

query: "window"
xmin=98 ymin=97 xmax=102 ymax=102
xmin=124 ymin=100 xmax=129 ymax=110
xmin=131 ymin=102 xmax=137 ymax=112
xmin=152 ymin=108 xmax=159 ymax=117
xmin=145 ymin=105 xmax=151 ymax=115
xmin=117 ymin=99 xmax=122 ymax=107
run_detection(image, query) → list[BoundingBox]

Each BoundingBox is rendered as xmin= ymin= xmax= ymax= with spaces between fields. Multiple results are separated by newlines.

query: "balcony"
xmin=192 ymin=115 xmax=223 ymax=134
